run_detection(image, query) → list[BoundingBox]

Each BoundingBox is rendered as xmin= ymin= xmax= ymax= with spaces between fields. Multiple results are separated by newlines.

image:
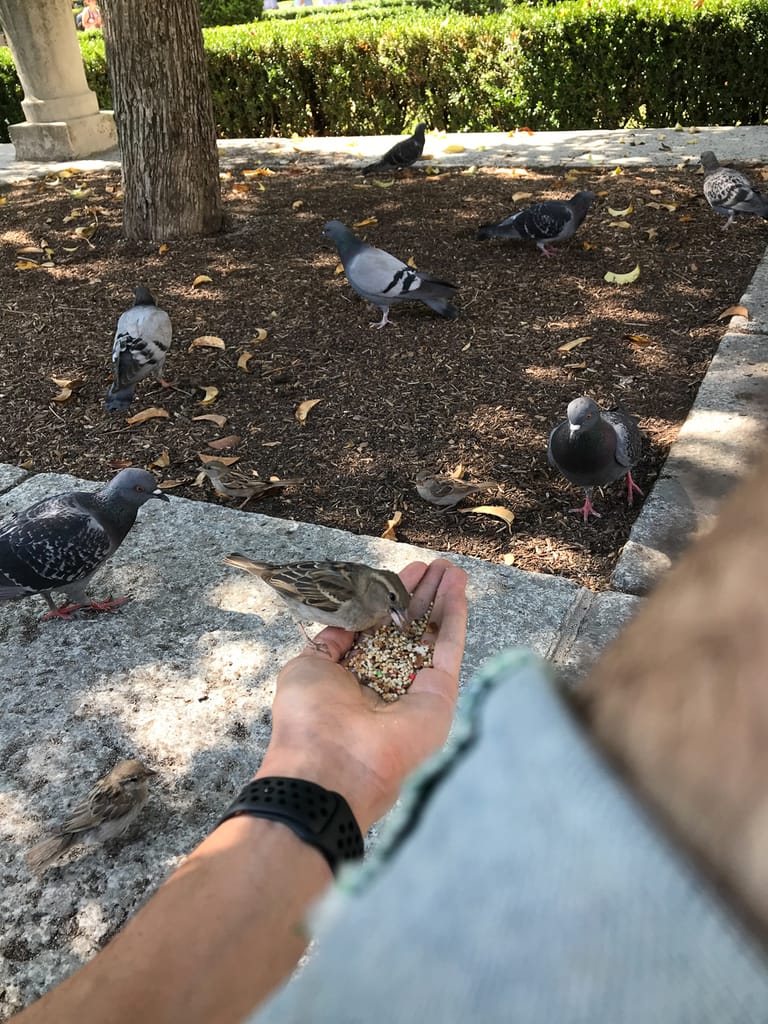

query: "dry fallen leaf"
xmin=563 ymin=361 xmax=587 ymax=370
xmin=608 ymin=220 xmax=632 ymax=229
xmin=248 ymin=329 xmax=269 ymax=342
xmin=353 ymin=217 xmax=378 ymax=228
xmin=373 ymin=179 xmax=396 ymax=188
xmin=295 ymin=398 xmax=321 ymax=424
xmin=158 ymin=243 xmax=168 ymax=254
xmin=607 ymin=204 xmax=633 ymax=217
xmin=604 ymin=264 xmax=641 ymax=284
xmin=449 ymin=463 xmax=465 ymax=479
xmin=381 ymin=510 xmax=402 ymax=541
xmin=16 ymin=245 xmax=43 ymax=255
xmin=646 ymin=201 xmax=677 ymax=212
xmin=291 ymin=199 xmax=304 ymax=210
xmin=512 ymin=192 xmax=533 ymax=202
xmin=407 ymin=256 xmax=417 ymax=269
xmin=678 ymin=215 xmax=695 ymax=223
xmin=718 ymin=304 xmax=749 ymax=320
xmin=198 ymin=386 xmax=219 ymax=405
xmin=193 ymin=413 xmax=228 ymax=427
xmin=242 ymin=167 xmax=274 ymax=177
xmin=623 ymin=333 xmax=654 ymax=347
xmin=443 ymin=144 xmax=466 ymax=153
xmin=645 ymin=227 xmax=659 ymax=241
xmin=149 ymin=450 xmax=170 ymax=469
xmin=192 ymin=274 xmax=213 ymax=287
xmin=334 ymin=263 xmax=345 ymax=276
xmin=582 ymin=241 xmax=597 ymax=251
xmin=125 ymin=407 xmax=170 ymax=425
xmin=15 ymin=260 xmax=42 ymax=271
xmin=198 ymin=453 xmax=239 ymax=466
xmin=501 ymin=553 xmax=516 ymax=566
xmin=238 ymin=352 xmax=253 ymax=372
xmin=458 ymin=505 xmax=516 ymax=531
xmin=207 ymin=434 xmax=241 ymax=450
xmin=188 ymin=335 xmax=226 ymax=352
xmin=50 ymin=376 xmax=86 ymax=401
xmin=557 ymin=336 xmax=590 ymax=352
xmin=157 ymin=479 xmax=187 ymax=490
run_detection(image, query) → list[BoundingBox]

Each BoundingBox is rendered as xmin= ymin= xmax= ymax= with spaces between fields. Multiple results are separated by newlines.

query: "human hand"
xmin=256 ymin=558 xmax=468 ymax=832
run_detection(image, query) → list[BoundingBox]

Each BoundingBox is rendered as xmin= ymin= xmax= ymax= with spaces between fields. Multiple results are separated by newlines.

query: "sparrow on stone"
xmin=414 ymin=469 xmax=499 ymax=509
xmin=201 ymin=461 xmax=302 ymax=508
xmin=223 ymin=556 xmax=411 ymax=647
xmin=27 ymin=759 xmax=156 ymax=872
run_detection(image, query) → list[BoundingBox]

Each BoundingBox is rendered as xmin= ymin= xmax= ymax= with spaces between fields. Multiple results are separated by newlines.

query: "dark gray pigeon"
xmin=0 ymin=469 xmax=169 ymax=620
xmin=547 ymin=396 xmax=642 ymax=522
xmin=362 ymin=123 xmax=426 ymax=176
xmin=322 ymin=220 xmax=458 ymax=329
xmin=701 ymin=151 xmax=768 ymax=229
xmin=478 ymin=191 xmax=596 ymax=255
xmin=105 ymin=286 xmax=173 ymax=411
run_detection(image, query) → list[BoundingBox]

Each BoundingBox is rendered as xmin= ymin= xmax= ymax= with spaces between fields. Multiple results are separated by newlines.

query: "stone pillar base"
xmin=8 ymin=110 xmax=117 ymax=162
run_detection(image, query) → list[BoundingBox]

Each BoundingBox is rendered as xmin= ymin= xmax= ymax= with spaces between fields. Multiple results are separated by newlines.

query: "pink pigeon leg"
xmin=569 ymin=491 xmax=601 ymax=523
xmin=539 ymin=244 xmax=560 ymax=257
xmin=85 ymin=596 xmax=131 ymax=613
xmin=42 ymin=601 xmax=85 ymax=621
xmin=626 ymin=472 xmax=644 ymax=506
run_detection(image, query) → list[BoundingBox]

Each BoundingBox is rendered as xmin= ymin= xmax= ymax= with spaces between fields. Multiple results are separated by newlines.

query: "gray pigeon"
xmin=362 ymin=123 xmax=426 ymax=176
xmin=701 ymin=151 xmax=768 ymax=229
xmin=322 ymin=220 xmax=458 ymax=329
xmin=0 ymin=468 xmax=169 ymax=619
xmin=547 ymin=396 xmax=642 ymax=522
xmin=105 ymin=286 xmax=173 ymax=411
xmin=478 ymin=191 xmax=596 ymax=255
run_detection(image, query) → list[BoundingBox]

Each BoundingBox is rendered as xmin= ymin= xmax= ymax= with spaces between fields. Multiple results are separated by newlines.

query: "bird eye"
xmin=134 ymin=485 xmax=144 ymax=492
xmin=389 ymin=591 xmax=398 ymax=602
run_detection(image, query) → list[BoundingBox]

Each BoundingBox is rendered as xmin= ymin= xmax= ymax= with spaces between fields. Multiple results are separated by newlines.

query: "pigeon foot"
xmin=86 ymin=596 xmax=131 ymax=613
xmin=626 ymin=472 xmax=644 ymax=506
xmin=370 ymin=308 xmax=391 ymax=330
xmin=540 ymin=245 xmax=560 ymax=257
xmin=42 ymin=602 xmax=85 ymax=621
xmin=569 ymin=495 xmax=601 ymax=522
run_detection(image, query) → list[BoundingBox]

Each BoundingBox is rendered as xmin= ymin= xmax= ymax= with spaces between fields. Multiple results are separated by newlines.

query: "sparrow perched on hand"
xmin=414 ymin=469 xmax=499 ymax=509
xmin=201 ymin=461 xmax=302 ymax=508
xmin=27 ymin=759 xmax=156 ymax=873
xmin=224 ymin=556 xmax=411 ymax=646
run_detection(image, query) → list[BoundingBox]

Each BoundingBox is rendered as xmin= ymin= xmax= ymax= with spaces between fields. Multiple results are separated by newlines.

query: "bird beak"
xmin=569 ymin=423 xmax=580 ymax=437
xmin=151 ymin=488 xmax=171 ymax=502
xmin=390 ymin=607 xmax=410 ymax=632
xmin=144 ymin=768 xmax=158 ymax=777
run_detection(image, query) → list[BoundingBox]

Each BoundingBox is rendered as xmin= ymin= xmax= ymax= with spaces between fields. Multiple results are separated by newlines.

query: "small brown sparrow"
xmin=27 ymin=759 xmax=156 ymax=872
xmin=201 ymin=461 xmax=302 ymax=508
xmin=224 ymin=556 xmax=411 ymax=645
xmin=414 ymin=469 xmax=499 ymax=509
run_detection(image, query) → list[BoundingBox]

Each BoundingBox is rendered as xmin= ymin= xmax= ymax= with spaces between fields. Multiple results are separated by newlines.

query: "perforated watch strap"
xmin=217 ymin=776 xmax=365 ymax=875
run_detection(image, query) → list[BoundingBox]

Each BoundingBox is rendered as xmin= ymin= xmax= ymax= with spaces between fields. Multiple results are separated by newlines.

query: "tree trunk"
xmin=100 ymin=0 xmax=222 ymax=239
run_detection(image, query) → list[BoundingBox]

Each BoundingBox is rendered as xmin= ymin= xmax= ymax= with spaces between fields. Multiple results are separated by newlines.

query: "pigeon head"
xmin=573 ymin=190 xmax=597 ymax=211
xmin=133 ymin=285 xmax=156 ymax=307
xmin=322 ymin=220 xmax=351 ymax=244
xmin=700 ymin=151 xmax=720 ymax=174
xmin=414 ymin=122 xmax=426 ymax=138
xmin=102 ymin=468 xmax=170 ymax=506
xmin=566 ymin=396 xmax=601 ymax=437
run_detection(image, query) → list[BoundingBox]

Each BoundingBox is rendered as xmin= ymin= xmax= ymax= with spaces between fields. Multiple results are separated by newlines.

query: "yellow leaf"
xmin=604 ymin=264 xmax=641 ymax=285
xmin=381 ymin=509 xmax=402 ymax=541
xmin=623 ymin=333 xmax=654 ymax=347
xmin=646 ymin=201 xmax=677 ymax=212
xmin=188 ymin=335 xmax=226 ymax=351
xmin=238 ymin=352 xmax=253 ymax=372
xmin=607 ymin=204 xmax=633 ymax=217
xmin=501 ymin=553 xmax=516 ymax=566
xmin=608 ymin=220 xmax=632 ymax=229
xmin=63 ymin=246 xmax=78 ymax=252
xmin=565 ymin=169 xmax=580 ymax=181
xmin=198 ymin=453 xmax=239 ymax=466
xmin=242 ymin=167 xmax=274 ymax=177
xmin=232 ymin=182 xmax=250 ymax=193
xmin=373 ymin=179 xmax=396 ymax=188
xmin=65 ymin=186 xmax=91 ymax=198
xmin=198 ymin=386 xmax=219 ymax=405
xmin=678 ymin=215 xmax=694 ymax=222
xmin=295 ymin=398 xmax=321 ymax=424
xmin=158 ymin=243 xmax=169 ymax=254
xmin=649 ymin=189 xmax=662 ymax=195
xmin=192 ymin=274 xmax=213 ymax=287
xmin=15 ymin=260 xmax=41 ymax=270
xmin=292 ymin=199 xmax=304 ymax=210
xmin=149 ymin=450 xmax=170 ymax=468
xmin=248 ymin=329 xmax=269 ymax=342
xmin=449 ymin=463 xmax=464 ymax=479
xmin=557 ymin=336 xmax=590 ymax=352
xmin=718 ymin=305 xmax=749 ymax=321
xmin=582 ymin=241 xmax=597 ymax=250
xmin=512 ymin=191 xmax=533 ymax=203
xmin=460 ymin=166 xmax=478 ymax=176
xmin=219 ymin=171 xmax=233 ymax=181
xmin=193 ymin=413 xmax=228 ymax=427
xmin=0 ymin=197 xmax=7 ymax=205
xmin=125 ymin=407 xmax=170 ymax=425
xmin=52 ymin=378 xmax=86 ymax=402
xmin=407 ymin=256 xmax=418 ymax=269
xmin=334 ymin=262 xmax=345 ymax=276
xmin=611 ymin=166 xmax=623 ymax=176
xmin=458 ymin=505 xmax=516 ymax=531
xmin=353 ymin=217 xmax=378 ymax=228
xmin=73 ymin=224 xmax=96 ymax=239
xmin=443 ymin=144 xmax=466 ymax=153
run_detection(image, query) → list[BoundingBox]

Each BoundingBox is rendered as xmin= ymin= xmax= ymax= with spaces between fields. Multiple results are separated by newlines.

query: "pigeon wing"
xmin=604 ymin=408 xmax=642 ymax=468
xmin=112 ymin=306 xmax=172 ymax=390
xmin=526 ymin=202 xmax=571 ymax=241
xmin=346 ymin=246 xmax=422 ymax=302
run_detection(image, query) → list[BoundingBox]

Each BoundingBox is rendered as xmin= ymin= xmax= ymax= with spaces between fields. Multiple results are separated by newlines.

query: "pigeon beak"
xmin=152 ymin=488 xmax=171 ymax=502
xmin=569 ymin=423 xmax=581 ymax=437
xmin=390 ymin=607 xmax=410 ymax=632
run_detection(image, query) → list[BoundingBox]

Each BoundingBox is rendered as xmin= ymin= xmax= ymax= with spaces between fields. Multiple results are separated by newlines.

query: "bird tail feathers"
xmin=477 ymin=222 xmax=521 ymax=242
xmin=423 ymin=296 xmax=458 ymax=320
xmin=104 ymin=384 xmax=136 ymax=412
xmin=27 ymin=833 xmax=75 ymax=873
xmin=361 ymin=161 xmax=384 ymax=176
xmin=224 ymin=553 xmax=265 ymax=575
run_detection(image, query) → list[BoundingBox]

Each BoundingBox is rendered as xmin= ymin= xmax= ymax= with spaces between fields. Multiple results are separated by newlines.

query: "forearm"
xmin=17 ymin=814 xmax=331 ymax=1024
xmin=580 ymin=454 xmax=768 ymax=924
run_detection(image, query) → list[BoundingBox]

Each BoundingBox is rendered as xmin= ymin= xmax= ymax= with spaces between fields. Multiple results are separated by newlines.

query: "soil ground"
xmin=0 ymin=161 xmax=765 ymax=589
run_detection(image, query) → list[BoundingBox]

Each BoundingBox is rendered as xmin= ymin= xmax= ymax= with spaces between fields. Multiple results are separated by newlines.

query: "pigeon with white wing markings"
xmin=0 ymin=468 xmax=169 ymax=620
xmin=362 ymin=123 xmax=426 ymax=176
xmin=478 ymin=191 xmax=596 ymax=256
xmin=105 ymin=286 xmax=173 ymax=411
xmin=547 ymin=397 xmax=642 ymax=522
xmin=322 ymin=220 xmax=458 ymax=329
xmin=701 ymin=151 xmax=768 ymax=229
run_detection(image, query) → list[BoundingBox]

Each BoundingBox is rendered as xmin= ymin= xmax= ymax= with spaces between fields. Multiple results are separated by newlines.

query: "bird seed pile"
xmin=345 ymin=611 xmax=434 ymax=702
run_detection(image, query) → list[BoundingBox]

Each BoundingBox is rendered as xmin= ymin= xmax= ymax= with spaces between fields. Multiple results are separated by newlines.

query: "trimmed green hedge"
xmin=0 ymin=0 xmax=765 ymax=144
xmin=200 ymin=0 xmax=264 ymax=27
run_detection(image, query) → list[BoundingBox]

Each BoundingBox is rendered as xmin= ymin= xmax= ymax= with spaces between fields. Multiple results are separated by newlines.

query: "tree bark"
xmin=100 ymin=0 xmax=222 ymax=239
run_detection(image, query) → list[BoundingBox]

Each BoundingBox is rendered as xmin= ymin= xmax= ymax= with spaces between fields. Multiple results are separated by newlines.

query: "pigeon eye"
xmin=134 ymin=485 xmax=144 ymax=493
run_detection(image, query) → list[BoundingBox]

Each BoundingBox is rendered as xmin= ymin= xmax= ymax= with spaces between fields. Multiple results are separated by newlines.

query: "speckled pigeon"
xmin=362 ymin=123 xmax=426 ymax=176
xmin=322 ymin=220 xmax=458 ymax=329
xmin=547 ymin=396 xmax=642 ymax=522
xmin=0 ymin=469 xmax=169 ymax=619
xmin=478 ymin=191 xmax=596 ymax=255
xmin=701 ymin=151 xmax=768 ymax=229
xmin=105 ymin=286 xmax=173 ymax=411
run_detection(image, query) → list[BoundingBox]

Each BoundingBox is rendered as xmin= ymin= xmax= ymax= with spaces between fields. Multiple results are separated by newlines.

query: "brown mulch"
xmin=0 ymin=162 xmax=764 ymax=589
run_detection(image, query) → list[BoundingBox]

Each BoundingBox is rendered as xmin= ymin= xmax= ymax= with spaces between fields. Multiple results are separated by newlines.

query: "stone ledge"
xmin=9 ymin=110 xmax=117 ymax=162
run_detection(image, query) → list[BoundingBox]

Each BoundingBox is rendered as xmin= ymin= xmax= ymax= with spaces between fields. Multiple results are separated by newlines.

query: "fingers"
xmin=296 ymin=625 xmax=355 ymax=663
xmin=398 ymin=561 xmax=428 ymax=596
xmin=429 ymin=564 xmax=468 ymax=681
xmin=407 ymin=558 xmax=453 ymax=620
